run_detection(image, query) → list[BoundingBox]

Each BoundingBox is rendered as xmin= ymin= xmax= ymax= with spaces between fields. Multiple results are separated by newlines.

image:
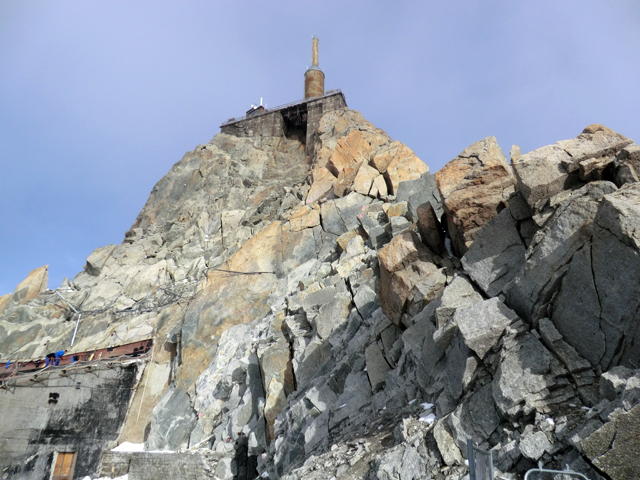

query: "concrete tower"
xmin=304 ymin=37 xmax=325 ymax=99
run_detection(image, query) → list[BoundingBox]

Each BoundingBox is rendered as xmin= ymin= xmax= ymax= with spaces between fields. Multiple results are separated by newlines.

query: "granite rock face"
xmin=435 ymin=136 xmax=516 ymax=256
xmin=2 ymin=115 xmax=639 ymax=480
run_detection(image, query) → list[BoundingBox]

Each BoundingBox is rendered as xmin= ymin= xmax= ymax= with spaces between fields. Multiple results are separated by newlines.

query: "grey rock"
xmin=518 ymin=427 xmax=552 ymax=461
xmin=538 ymin=317 xmax=592 ymax=374
xmin=403 ymin=308 xmax=444 ymax=392
xmin=317 ymin=231 xmax=339 ymax=263
xmin=367 ymin=224 xmax=391 ymax=250
xmin=493 ymin=332 xmax=572 ymax=420
xmin=548 ymin=183 xmax=640 ymax=370
xmin=435 ymin=332 xmax=474 ymax=411
xmin=295 ymin=340 xmax=332 ymax=390
xmin=508 ymin=191 xmax=533 ymax=221
xmin=505 ymin=181 xmax=618 ymax=324
xmin=439 ymin=275 xmax=484 ymax=313
xmin=84 ymin=244 xmax=117 ymax=276
xmin=570 ymin=418 xmax=605 ymax=450
xmin=455 ymin=297 xmax=519 ymax=360
xmin=215 ymin=455 xmax=236 ymax=480
xmin=304 ymin=411 xmax=329 ymax=456
xmin=315 ymin=292 xmax=352 ymax=339
xmin=613 ymin=159 xmax=639 ymax=187
xmin=448 ymin=383 xmax=500 ymax=453
xmin=551 ymin=243 xmax=605 ymax=367
xmin=146 ymin=386 xmax=198 ymax=451
xmin=513 ymin=124 xmax=631 ymax=212
xmin=390 ymin=215 xmax=412 ymax=236
xmin=365 ymin=342 xmax=391 ymax=392
xmin=434 ymin=420 xmax=464 ymax=466
xmin=329 ymin=368 xmax=372 ymax=429
xmin=380 ymin=324 xmax=401 ymax=367
xmin=353 ymin=283 xmax=379 ymax=320
xmin=395 ymin=172 xmax=443 ymax=219
xmin=287 ymin=286 xmax=336 ymax=313
xmin=305 ymin=383 xmax=338 ymax=414
xmin=320 ymin=201 xmax=347 ymax=236
xmin=600 ymin=366 xmax=635 ymax=401
xmin=376 ymin=444 xmax=430 ymax=480
xmin=461 ymin=208 xmax=526 ymax=298
xmin=416 ymin=201 xmax=444 ymax=255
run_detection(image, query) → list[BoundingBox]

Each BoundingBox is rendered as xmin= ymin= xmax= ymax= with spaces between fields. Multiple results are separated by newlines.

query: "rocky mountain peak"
xmin=1 ymin=109 xmax=639 ymax=480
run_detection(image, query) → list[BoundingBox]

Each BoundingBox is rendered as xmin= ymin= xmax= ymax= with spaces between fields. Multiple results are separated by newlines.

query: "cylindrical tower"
xmin=304 ymin=37 xmax=324 ymax=99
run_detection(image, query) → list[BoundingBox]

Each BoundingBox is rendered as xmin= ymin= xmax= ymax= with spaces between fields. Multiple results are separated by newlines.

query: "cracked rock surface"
xmin=2 ymin=112 xmax=640 ymax=480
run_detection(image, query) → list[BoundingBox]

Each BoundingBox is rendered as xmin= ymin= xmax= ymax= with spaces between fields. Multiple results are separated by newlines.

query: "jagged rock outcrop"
xmin=435 ymin=136 xmax=516 ymax=256
xmin=2 ymin=109 xmax=639 ymax=480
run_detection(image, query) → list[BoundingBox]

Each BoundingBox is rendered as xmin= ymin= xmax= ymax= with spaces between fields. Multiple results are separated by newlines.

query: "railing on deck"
xmin=220 ymin=89 xmax=344 ymax=126
xmin=468 ymin=439 xmax=494 ymax=480
xmin=524 ymin=466 xmax=589 ymax=480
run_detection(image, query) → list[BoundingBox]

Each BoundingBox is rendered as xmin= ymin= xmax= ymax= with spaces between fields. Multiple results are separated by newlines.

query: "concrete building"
xmin=0 ymin=360 xmax=141 ymax=480
xmin=220 ymin=37 xmax=347 ymax=154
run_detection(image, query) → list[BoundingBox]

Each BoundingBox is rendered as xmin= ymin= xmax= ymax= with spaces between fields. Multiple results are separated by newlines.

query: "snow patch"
xmin=112 ymin=442 xmax=144 ymax=452
xmin=419 ymin=413 xmax=436 ymax=424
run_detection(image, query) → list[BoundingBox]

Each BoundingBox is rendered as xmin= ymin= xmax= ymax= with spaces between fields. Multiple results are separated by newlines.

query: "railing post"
xmin=489 ymin=449 xmax=494 ymax=480
xmin=467 ymin=439 xmax=476 ymax=480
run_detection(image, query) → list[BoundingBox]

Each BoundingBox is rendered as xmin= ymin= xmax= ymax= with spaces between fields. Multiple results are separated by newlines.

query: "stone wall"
xmin=100 ymin=451 xmax=220 ymax=480
xmin=0 ymin=361 xmax=141 ymax=480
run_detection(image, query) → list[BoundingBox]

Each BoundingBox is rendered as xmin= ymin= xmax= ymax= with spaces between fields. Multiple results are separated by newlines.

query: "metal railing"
xmin=468 ymin=439 xmax=494 ymax=480
xmin=220 ymin=90 xmax=344 ymax=126
xmin=524 ymin=467 xmax=589 ymax=480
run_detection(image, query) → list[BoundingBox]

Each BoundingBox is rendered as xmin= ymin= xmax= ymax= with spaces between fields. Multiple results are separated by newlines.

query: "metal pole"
xmin=489 ymin=449 xmax=494 ymax=480
xmin=70 ymin=313 xmax=81 ymax=347
xmin=467 ymin=439 xmax=476 ymax=480
xmin=55 ymin=291 xmax=78 ymax=313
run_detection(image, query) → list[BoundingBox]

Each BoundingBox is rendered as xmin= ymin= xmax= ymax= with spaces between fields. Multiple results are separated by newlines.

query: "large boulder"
xmin=395 ymin=172 xmax=443 ymax=221
xmin=370 ymin=141 xmax=429 ymax=195
xmin=461 ymin=208 xmax=526 ymax=297
xmin=435 ymin=136 xmax=516 ymax=256
xmin=84 ymin=244 xmax=117 ymax=276
xmin=505 ymin=181 xmax=617 ymax=325
xmin=455 ymin=297 xmax=519 ymax=360
xmin=551 ymin=183 xmax=640 ymax=370
xmin=377 ymin=232 xmax=445 ymax=325
xmin=5 ymin=265 xmax=49 ymax=312
xmin=582 ymin=403 xmax=640 ymax=480
xmin=513 ymin=124 xmax=633 ymax=213
xmin=492 ymin=332 xmax=575 ymax=420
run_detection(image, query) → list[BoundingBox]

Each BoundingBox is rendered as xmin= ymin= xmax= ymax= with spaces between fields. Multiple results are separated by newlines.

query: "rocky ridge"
xmin=1 ymin=110 xmax=640 ymax=480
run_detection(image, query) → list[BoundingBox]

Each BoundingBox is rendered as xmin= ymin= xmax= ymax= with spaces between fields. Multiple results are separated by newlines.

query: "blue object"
xmin=5 ymin=361 xmax=10 ymax=369
xmin=54 ymin=350 xmax=65 ymax=366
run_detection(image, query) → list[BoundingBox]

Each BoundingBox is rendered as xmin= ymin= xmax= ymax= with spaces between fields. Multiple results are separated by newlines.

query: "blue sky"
xmin=1 ymin=1 xmax=639 ymax=294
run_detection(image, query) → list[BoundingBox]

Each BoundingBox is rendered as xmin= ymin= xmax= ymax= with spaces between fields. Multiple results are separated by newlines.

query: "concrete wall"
xmin=305 ymin=93 xmax=347 ymax=153
xmin=0 ymin=361 xmax=141 ymax=480
xmin=220 ymin=92 xmax=347 ymax=155
xmin=220 ymin=110 xmax=284 ymax=138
